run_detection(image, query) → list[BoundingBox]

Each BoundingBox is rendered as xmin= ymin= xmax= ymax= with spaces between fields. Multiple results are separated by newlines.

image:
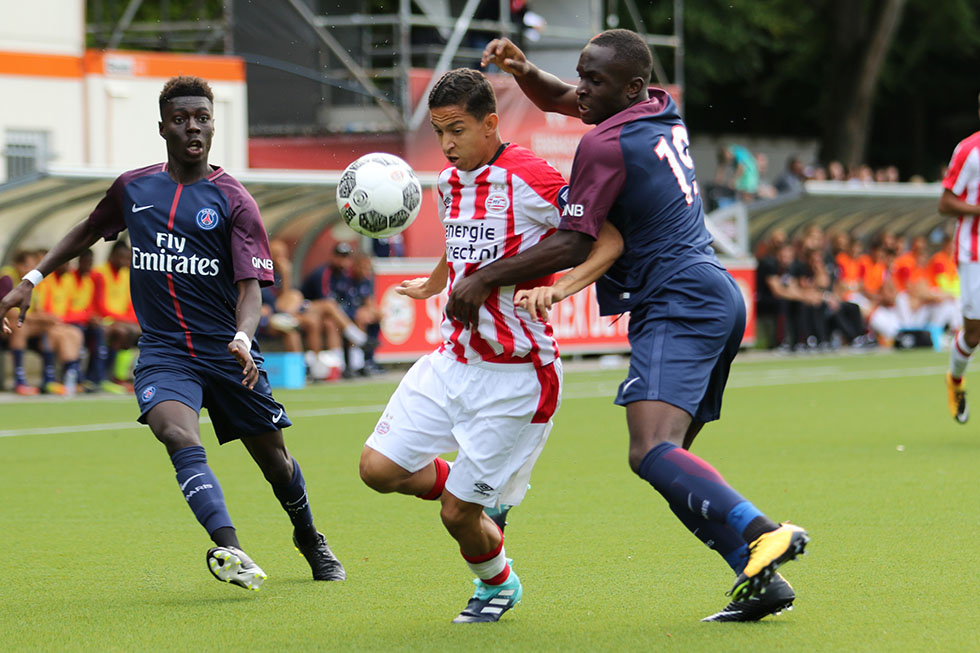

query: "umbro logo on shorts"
xmin=474 ymin=482 xmax=495 ymax=495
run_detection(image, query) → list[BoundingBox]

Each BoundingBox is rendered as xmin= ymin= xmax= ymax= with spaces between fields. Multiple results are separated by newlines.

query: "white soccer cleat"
xmin=207 ymin=546 xmax=267 ymax=591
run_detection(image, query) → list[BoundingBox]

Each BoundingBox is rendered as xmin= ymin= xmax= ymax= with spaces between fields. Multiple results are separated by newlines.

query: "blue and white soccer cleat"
xmin=206 ymin=546 xmax=267 ymax=591
xmin=452 ymin=564 xmax=523 ymax=623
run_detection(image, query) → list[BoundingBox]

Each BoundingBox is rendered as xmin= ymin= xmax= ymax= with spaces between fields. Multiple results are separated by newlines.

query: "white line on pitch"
xmin=0 ymin=364 xmax=950 ymax=438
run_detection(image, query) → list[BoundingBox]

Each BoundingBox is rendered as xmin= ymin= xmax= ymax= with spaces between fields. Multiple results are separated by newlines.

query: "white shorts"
xmin=365 ymin=351 xmax=562 ymax=507
xmin=960 ymin=262 xmax=980 ymax=320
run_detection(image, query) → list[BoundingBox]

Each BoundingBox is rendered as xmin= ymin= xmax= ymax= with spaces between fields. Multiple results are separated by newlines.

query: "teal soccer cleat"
xmin=452 ymin=564 xmax=523 ymax=623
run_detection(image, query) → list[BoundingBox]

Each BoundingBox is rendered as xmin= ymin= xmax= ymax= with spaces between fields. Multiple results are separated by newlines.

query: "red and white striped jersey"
xmin=943 ymin=130 xmax=980 ymax=263
xmin=437 ymin=143 xmax=567 ymax=367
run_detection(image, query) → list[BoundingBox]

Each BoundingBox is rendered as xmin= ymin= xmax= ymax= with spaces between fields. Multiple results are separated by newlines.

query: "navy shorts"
xmin=133 ymin=352 xmax=292 ymax=444
xmin=615 ymin=263 xmax=745 ymax=423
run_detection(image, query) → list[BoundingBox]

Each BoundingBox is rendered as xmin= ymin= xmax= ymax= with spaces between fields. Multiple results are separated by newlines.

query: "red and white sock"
xmin=950 ymin=331 xmax=975 ymax=382
xmin=416 ymin=458 xmax=450 ymax=500
xmin=462 ymin=535 xmax=509 ymax=585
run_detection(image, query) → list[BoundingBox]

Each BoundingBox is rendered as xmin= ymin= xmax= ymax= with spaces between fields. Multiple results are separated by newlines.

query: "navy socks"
xmin=638 ymin=442 xmax=776 ymax=563
xmin=272 ymin=458 xmax=316 ymax=540
xmin=170 ymin=446 xmax=235 ymax=542
xmin=668 ymin=503 xmax=749 ymax=573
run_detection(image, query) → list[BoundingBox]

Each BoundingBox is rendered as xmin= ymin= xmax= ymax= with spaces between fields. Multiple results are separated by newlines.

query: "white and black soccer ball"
xmin=336 ymin=153 xmax=422 ymax=238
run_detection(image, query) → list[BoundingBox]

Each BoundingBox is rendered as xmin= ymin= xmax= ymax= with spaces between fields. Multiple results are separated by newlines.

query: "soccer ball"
xmin=336 ymin=153 xmax=422 ymax=238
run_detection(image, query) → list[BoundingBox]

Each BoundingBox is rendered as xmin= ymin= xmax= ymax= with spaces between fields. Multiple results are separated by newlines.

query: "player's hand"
xmin=0 ymin=282 xmax=35 ymax=334
xmin=515 ymin=286 xmax=563 ymax=322
xmin=396 ymin=276 xmax=438 ymax=300
xmin=446 ymin=274 xmax=490 ymax=330
xmin=481 ymin=38 xmax=531 ymax=76
xmin=228 ymin=339 xmax=259 ymax=389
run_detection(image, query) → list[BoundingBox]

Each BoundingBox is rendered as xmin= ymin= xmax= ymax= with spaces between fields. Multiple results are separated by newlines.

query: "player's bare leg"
xmin=146 ymin=401 xmax=267 ymax=590
xmin=946 ymin=317 xmax=980 ymax=423
xmin=244 ymin=430 xmax=345 ymax=580
xmin=626 ymin=399 xmax=807 ymax=608
xmin=358 ymin=445 xmax=439 ymax=495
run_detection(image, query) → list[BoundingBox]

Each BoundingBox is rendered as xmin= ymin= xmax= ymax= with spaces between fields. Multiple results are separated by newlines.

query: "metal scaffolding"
xmin=86 ymin=0 xmax=683 ymax=135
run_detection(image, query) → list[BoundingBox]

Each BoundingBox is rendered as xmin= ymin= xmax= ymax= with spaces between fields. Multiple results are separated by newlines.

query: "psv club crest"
xmin=195 ymin=207 xmax=219 ymax=230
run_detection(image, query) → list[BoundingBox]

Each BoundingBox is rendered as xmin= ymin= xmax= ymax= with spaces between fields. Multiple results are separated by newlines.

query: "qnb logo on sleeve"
xmin=561 ymin=203 xmax=584 ymax=217
xmin=195 ymin=207 xmax=219 ymax=230
xmin=252 ymin=257 xmax=274 ymax=271
xmin=132 ymin=232 xmax=221 ymax=276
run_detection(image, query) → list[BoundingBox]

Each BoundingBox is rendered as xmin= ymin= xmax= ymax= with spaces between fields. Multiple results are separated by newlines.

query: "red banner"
xmin=372 ymin=258 xmax=755 ymax=362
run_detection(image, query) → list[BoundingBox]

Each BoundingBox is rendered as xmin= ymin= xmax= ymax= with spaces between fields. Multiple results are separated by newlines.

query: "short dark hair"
xmin=159 ymin=76 xmax=214 ymax=115
xmin=590 ymin=29 xmax=653 ymax=85
xmin=428 ymin=68 xmax=497 ymax=119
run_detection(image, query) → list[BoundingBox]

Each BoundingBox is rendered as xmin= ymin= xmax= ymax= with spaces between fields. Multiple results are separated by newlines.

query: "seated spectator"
xmin=95 ymin=240 xmax=141 ymax=391
xmin=894 ymin=235 xmax=960 ymax=333
xmin=65 ymin=249 xmax=110 ymax=392
xmin=869 ymin=279 xmax=958 ymax=347
xmin=927 ymin=234 xmax=957 ymax=294
xmin=2 ymin=249 xmax=83 ymax=395
xmin=833 ymin=233 xmax=871 ymax=315
xmin=348 ymin=253 xmax=383 ymax=375
xmin=858 ymin=237 xmax=895 ymax=306
xmin=36 ymin=260 xmax=85 ymax=394
xmin=801 ymin=247 xmax=865 ymax=347
xmin=258 ymin=239 xmax=340 ymax=379
xmin=756 ymin=242 xmax=813 ymax=349
xmin=300 ymin=242 xmax=370 ymax=379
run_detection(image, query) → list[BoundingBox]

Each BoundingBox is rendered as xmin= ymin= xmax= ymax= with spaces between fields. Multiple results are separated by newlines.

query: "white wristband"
xmin=233 ymin=331 xmax=250 ymax=346
xmin=23 ymin=269 xmax=44 ymax=287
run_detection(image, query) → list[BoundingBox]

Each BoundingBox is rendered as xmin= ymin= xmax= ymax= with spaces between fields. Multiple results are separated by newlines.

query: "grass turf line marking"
xmin=0 ymin=364 xmax=949 ymax=439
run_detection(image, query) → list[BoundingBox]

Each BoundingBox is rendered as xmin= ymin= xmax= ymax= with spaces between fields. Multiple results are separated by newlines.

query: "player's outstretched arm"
xmin=0 ymin=219 xmax=102 ymax=333
xmin=939 ymin=188 xmax=980 ymax=216
xmin=230 ymin=278 xmax=262 ymax=389
xmin=516 ymin=222 xmax=623 ymax=321
xmin=396 ymin=253 xmax=449 ymax=300
xmin=481 ymin=37 xmax=579 ymax=117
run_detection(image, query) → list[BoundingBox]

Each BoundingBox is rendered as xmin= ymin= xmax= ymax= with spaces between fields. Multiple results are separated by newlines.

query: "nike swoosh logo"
xmin=622 ymin=377 xmax=640 ymax=393
xmin=272 ymin=408 xmax=284 ymax=423
xmin=132 ymin=203 xmax=153 ymax=213
xmin=180 ymin=472 xmax=205 ymax=491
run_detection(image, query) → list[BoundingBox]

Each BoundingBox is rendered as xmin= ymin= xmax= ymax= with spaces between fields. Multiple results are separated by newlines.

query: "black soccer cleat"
xmin=702 ymin=573 xmax=795 ymax=622
xmin=293 ymin=531 xmax=346 ymax=581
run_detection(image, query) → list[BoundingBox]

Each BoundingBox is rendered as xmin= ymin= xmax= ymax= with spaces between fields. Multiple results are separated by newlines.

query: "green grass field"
xmin=1 ymin=349 xmax=976 ymax=651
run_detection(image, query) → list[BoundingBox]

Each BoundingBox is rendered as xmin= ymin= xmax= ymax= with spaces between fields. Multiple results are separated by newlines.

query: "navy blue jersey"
xmin=86 ymin=163 xmax=275 ymax=360
xmin=559 ymin=89 xmax=720 ymax=315
xmin=301 ymin=264 xmax=330 ymax=301
xmin=332 ymin=272 xmax=373 ymax=315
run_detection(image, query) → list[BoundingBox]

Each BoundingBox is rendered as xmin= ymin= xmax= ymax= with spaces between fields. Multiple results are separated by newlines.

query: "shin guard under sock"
xmin=272 ymin=457 xmax=316 ymax=537
xmin=637 ymin=442 xmax=772 ymax=544
xmin=170 ymin=445 xmax=234 ymax=536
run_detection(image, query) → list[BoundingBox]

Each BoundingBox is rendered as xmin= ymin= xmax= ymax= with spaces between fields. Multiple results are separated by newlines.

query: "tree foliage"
xmin=641 ymin=0 xmax=980 ymax=179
